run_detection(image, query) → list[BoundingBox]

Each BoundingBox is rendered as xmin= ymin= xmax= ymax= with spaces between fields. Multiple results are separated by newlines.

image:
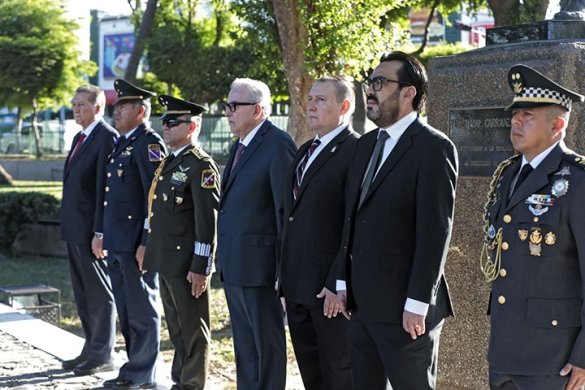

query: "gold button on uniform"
xmin=533 ymin=217 xmax=539 ymax=222
xmin=104 ymin=201 xmax=108 ymax=206
xmin=159 ymin=176 xmax=164 ymax=181
xmin=498 ymin=295 xmax=506 ymax=304
xmin=503 ymin=215 xmax=512 ymax=223
xmin=128 ymin=215 xmax=132 ymax=219
xmin=150 ymin=212 xmax=154 ymax=217
xmin=499 ymin=269 xmax=507 ymax=277
xmin=148 ymin=229 xmax=152 ymax=233
xmin=107 ymin=172 xmax=112 ymax=177
xmin=110 ymin=159 xmax=114 ymax=163
xmin=105 ymin=187 xmax=109 ymax=192
xmin=176 ymin=246 xmax=181 ymax=250
xmin=502 ymin=242 xmax=509 ymax=250
xmin=552 ymin=320 xmax=558 ymax=326
xmin=153 ymin=194 xmax=157 ymax=199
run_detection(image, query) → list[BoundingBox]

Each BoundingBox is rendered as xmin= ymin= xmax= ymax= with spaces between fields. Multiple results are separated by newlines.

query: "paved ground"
xmin=0 ymin=303 xmax=173 ymax=389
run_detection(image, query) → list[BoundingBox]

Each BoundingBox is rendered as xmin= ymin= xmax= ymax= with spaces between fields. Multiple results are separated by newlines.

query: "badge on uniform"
xmin=529 ymin=228 xmax=542 ymax=256
xmin=528 ymin=204 xmax=548 ymax=216
xmin=201 ymin=169 xmax=216 ymax=189
xmin=526 ymin=194 xmax=554 ymax=206
xmin=163 ymin=193 xmax=168 ymax=202
xmin=117 ymin=169 xmax=123 ymax=177
xmin=555 ymin=166 xmax=571 ymax=176
xmin=149 ymin=144 xmax=163 ymax=162
xmin=171 ymin=171 xmax=187 ymax=185
xmin=179 ymin=165 xmax=190 ymax=172
xmin=488 ymin=224 xmax=496 ymax=239
xmin=518 ymin=229 xmax=528 ymax=241
xmin=545 ymin=231 xmax=556 ymax=245
xmin=551 ymin=178 xmax=569 ymax=197
xmin=121 ymin=146 xmax=133 ymax=157
xmin=175 ymin=196 xmax=183 ymax=205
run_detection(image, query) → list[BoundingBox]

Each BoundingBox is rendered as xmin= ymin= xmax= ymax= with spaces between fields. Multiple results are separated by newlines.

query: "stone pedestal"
xmin=427 ymin=21 xmax=585 ymax=390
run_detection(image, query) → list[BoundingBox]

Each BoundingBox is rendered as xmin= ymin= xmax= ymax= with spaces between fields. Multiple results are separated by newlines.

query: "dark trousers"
xmin=348 ymin=310 xmax=443 ymax=390
xmin=489 ymin=367 xmax=569 ymax=390
xmin=66 ymin=243 xmax=115 ymax=364
xmin=223 ymin=283 xmax=286 ymax=390
xmin=108 ymin=251 xmax=160 ymax=383
xmin=286 ymin=300 xmax=353 ymax=390
xmin=160 ymin=274 xmax=210 ymax=390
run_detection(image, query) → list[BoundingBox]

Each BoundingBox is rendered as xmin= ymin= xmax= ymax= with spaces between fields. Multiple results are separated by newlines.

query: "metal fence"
xmin=0 ymin=115 xmax=291 ymax=165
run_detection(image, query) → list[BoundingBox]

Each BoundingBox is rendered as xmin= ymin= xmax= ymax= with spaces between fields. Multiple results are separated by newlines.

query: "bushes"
xmin=0 ymin=192 xmax=59 ymax=249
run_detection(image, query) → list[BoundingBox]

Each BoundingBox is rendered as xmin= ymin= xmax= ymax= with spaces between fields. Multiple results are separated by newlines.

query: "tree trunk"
xmin=271 ymin=0 xmax=314 ymax=145
xmin=487 ymin=0 xmax=520 ymax=26
xmin=31 ymin=96 xmax=42 ymax=158
xmin=352 ymin=80 xmax=367 ymax=134
xmin=0 ymin=164 xmax=13 ymax=185
xmin=125 ymin=0 xmax=159 ymax=83
xmin=14 ymin=106 xmax=23 ymax=154
xmin=412 ymin=0 xmax=440 ymax=56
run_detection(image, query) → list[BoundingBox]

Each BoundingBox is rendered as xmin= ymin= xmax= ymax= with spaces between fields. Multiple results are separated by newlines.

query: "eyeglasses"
xmin=162 ymin=119 xmax=191 ymax=128
xmin=222 ymin=101 xmax=258 ymax=113
xmin=362 ymin=76 xmax=412 ymax=92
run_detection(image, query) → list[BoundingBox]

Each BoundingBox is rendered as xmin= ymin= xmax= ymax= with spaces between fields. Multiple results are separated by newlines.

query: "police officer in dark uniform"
xmin=482 ymin=65 xmax=585 ymax=390
xmin=143 ymin=95 xmax=220 ymax=390
xmin=102 ymin=79 xmax=166 ymax=389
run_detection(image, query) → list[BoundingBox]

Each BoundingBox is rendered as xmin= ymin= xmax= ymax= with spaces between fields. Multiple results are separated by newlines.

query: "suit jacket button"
xmin=503 ymin=215 xmax=511 ymax=223
xmin=104 ymin=201 xmax=108 ymax=206
xmin=501 ymin=242 xmax=509 ymax=250
xmin=177 ymin=246 xmax=181 ymax=250
xmin=128 ymin=215 xmax=132 ymax=219
xmin=498 ymin=295 xmax=506 ymax=304
xmin=552 ymin=320 xmax=558 ymax=326
xmin=499 ymin=269 xmax=507 ymax=277
xmin=289 ymin=217 xmax=294 ymax=222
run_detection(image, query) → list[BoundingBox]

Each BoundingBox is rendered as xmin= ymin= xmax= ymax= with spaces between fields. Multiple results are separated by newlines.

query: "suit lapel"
xmin=224 ymin=120 xmax=269 ymax=192
xmin=285 ymin=140 xmax=311 ymax=210
xmin=65 ymin=122 xmax=104 ymax=178
xmin=162 ymin=145 xmax=193 ymax=174
xmin=506 ymin=144 xmax=564 ymax=211
xmin=360 ymin=120 xmax=422 ymax=207
xmin=295 ymin=127 xmax=352 ymax=203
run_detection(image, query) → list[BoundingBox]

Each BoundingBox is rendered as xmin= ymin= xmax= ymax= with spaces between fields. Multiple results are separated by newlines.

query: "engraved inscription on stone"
xmin=450 ymin=108 xmax=515 ymax=177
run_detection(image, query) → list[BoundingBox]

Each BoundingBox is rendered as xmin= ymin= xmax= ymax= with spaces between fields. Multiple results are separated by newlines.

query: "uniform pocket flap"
xmin=527 ymin=298 xmax=581 ymax=328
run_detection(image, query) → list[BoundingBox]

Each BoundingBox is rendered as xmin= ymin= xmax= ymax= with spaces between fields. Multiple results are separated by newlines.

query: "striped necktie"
xmin=293 ymin=139 xmax=321 ymax=199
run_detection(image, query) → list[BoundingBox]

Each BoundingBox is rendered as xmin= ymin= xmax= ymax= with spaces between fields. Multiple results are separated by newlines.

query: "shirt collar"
xmin=314 ymin=123 xmax=347 ymax=147
xmin=81 ymin=119 xmax=100 ymax=136
xmin=522 ymin=141 xmax=559 ymax=169
xmin=240 ymin=119 xmax=266 ymax=146
xmin=379 ymin=111 xmax=417 ymax=140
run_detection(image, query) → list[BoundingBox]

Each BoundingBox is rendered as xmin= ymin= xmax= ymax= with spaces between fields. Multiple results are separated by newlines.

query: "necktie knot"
xmin=514 ymin=164 xmax=534 ymax=192
xmin=377 ymin=130 xmax=390 ymax=142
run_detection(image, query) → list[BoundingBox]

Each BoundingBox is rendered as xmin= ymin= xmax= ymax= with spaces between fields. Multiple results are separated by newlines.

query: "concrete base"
xmin=427 ymin=40 xmax=585 ymax=389
xmin=0 ymin=159 xmax=64 ymax=182
xmin=12 ymin=223 xmax=67 ymax=257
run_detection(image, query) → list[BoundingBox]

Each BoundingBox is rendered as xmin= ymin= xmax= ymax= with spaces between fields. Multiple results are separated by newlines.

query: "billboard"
xmin=103 ymin=33 xmax=135 ymax=79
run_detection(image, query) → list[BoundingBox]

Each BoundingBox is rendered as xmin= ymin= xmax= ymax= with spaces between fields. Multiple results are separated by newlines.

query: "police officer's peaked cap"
xmin=114 ymin=79 xmax=156 ymax=105
xmin=506 ymin=65 xmax=584 ymax=111
xmin=158 ymin=95 xmax=207 ymax=120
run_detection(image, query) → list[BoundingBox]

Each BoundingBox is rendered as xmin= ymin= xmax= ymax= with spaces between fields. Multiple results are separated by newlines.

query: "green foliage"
xmin=0 ymin=192 xmax=59 ymax=249
xmin=0 ymin=0 xmax=96 ymax=113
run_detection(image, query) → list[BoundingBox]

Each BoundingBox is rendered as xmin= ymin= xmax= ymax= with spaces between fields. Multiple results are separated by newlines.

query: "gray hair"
xmin=132 ymin=100 xmax=152 ymax=121
xmin=315 ymin=75 xmax=355 ymax=116
xmin=230 ymin=78 xmax=272 ymax=117
xmin=75 ymin=84 xmax=106 ymax=111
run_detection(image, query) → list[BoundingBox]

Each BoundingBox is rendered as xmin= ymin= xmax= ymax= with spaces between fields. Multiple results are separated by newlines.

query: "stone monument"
xmin=427 ymin=20 xmax=585 ymax=390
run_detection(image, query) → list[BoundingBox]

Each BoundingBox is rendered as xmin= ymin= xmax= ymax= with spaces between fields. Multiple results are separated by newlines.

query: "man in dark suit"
xmin=60 ymin=84 xmax=117 ymax=376
xmin=102 ymin=79 xmax=166 ymax=389
xmin=482 ymin=65 xmax=585 ymax=390
xmin=331 ymin=51 xmax=458 ymax=390
xmin=217 ymin=78 xmax=297 ymax=389
xmin=143 ymin=95 xmax=220 ymax=390
xmin=278 ymin=75 xmax=359 ymax=390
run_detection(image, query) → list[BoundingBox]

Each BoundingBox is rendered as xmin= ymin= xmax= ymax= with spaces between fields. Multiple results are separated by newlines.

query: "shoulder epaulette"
xmin=562 ymin=149 xmax=585 ymax=169
xmin=145 ymin=128 xmax=157 ymax=135
xmin=189 ymin=147 xmax=211 ymax=161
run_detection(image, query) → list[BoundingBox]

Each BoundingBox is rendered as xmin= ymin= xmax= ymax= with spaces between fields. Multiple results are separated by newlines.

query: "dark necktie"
xmin=69 ymin=133 xmax=86 ymax=162
xmin=293 ymin=139 xmax=321 ymax=200
xmin=165 ymin=153 xmax=176 ymax=166
xmin=359 ymin=130 xmax=390 ymax=207
xmin=230 ymin=143 xmax=246 ymax=173
xmin=514 ymin=164 xmax=533 ymax=193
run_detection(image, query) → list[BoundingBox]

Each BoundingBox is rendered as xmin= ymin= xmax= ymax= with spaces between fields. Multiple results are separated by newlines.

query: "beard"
xmin=366 ymin=89 xmax=401 ymax=128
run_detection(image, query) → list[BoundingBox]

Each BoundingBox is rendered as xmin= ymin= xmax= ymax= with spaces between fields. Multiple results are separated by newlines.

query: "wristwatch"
xmin=95 ymin=233 xmax=104 ymax=239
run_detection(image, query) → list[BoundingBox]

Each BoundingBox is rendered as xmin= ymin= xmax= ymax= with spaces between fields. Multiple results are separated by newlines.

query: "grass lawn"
xmin=0 ymin=253 xmax=302 ymax=389
xmin=0 ymin=180 xmax=63 ymax=201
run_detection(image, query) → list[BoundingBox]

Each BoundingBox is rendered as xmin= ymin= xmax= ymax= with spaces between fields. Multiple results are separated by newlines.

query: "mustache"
xmin=367 ymin=95 xmax=379 ymax=104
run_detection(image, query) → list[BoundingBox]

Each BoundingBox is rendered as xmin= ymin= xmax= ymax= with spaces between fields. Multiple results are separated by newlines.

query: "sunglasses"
xmin=162 ymin=119 xmax=192 ymax=128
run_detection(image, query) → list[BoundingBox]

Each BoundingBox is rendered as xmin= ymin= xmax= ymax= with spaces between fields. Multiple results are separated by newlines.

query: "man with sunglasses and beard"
xmin=330 ymin=51 xmax=458 ymax=389
xmin=143 ymin=95 xmax=219 ymax=390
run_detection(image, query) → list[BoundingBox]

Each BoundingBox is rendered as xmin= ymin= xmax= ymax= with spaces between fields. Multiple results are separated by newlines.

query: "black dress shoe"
xmin=62 ymin=355 xmax=86 ymax=370
xmin=73 ymin=360 xmax=115 ymax=376
xmin=103 ymin=377 xmax=126 ymax=388
xmin=112 ymin=379 xmax=157 ymax=389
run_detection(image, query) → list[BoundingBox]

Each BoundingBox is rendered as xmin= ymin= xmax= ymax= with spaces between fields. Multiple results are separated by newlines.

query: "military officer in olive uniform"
xmin=482 ymin=65 xmax=585 ymax=390
xmin=102 ymin=79 xmax=166 ymax=389
xmin=143 ymin=95 xmax=220 ymax=390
